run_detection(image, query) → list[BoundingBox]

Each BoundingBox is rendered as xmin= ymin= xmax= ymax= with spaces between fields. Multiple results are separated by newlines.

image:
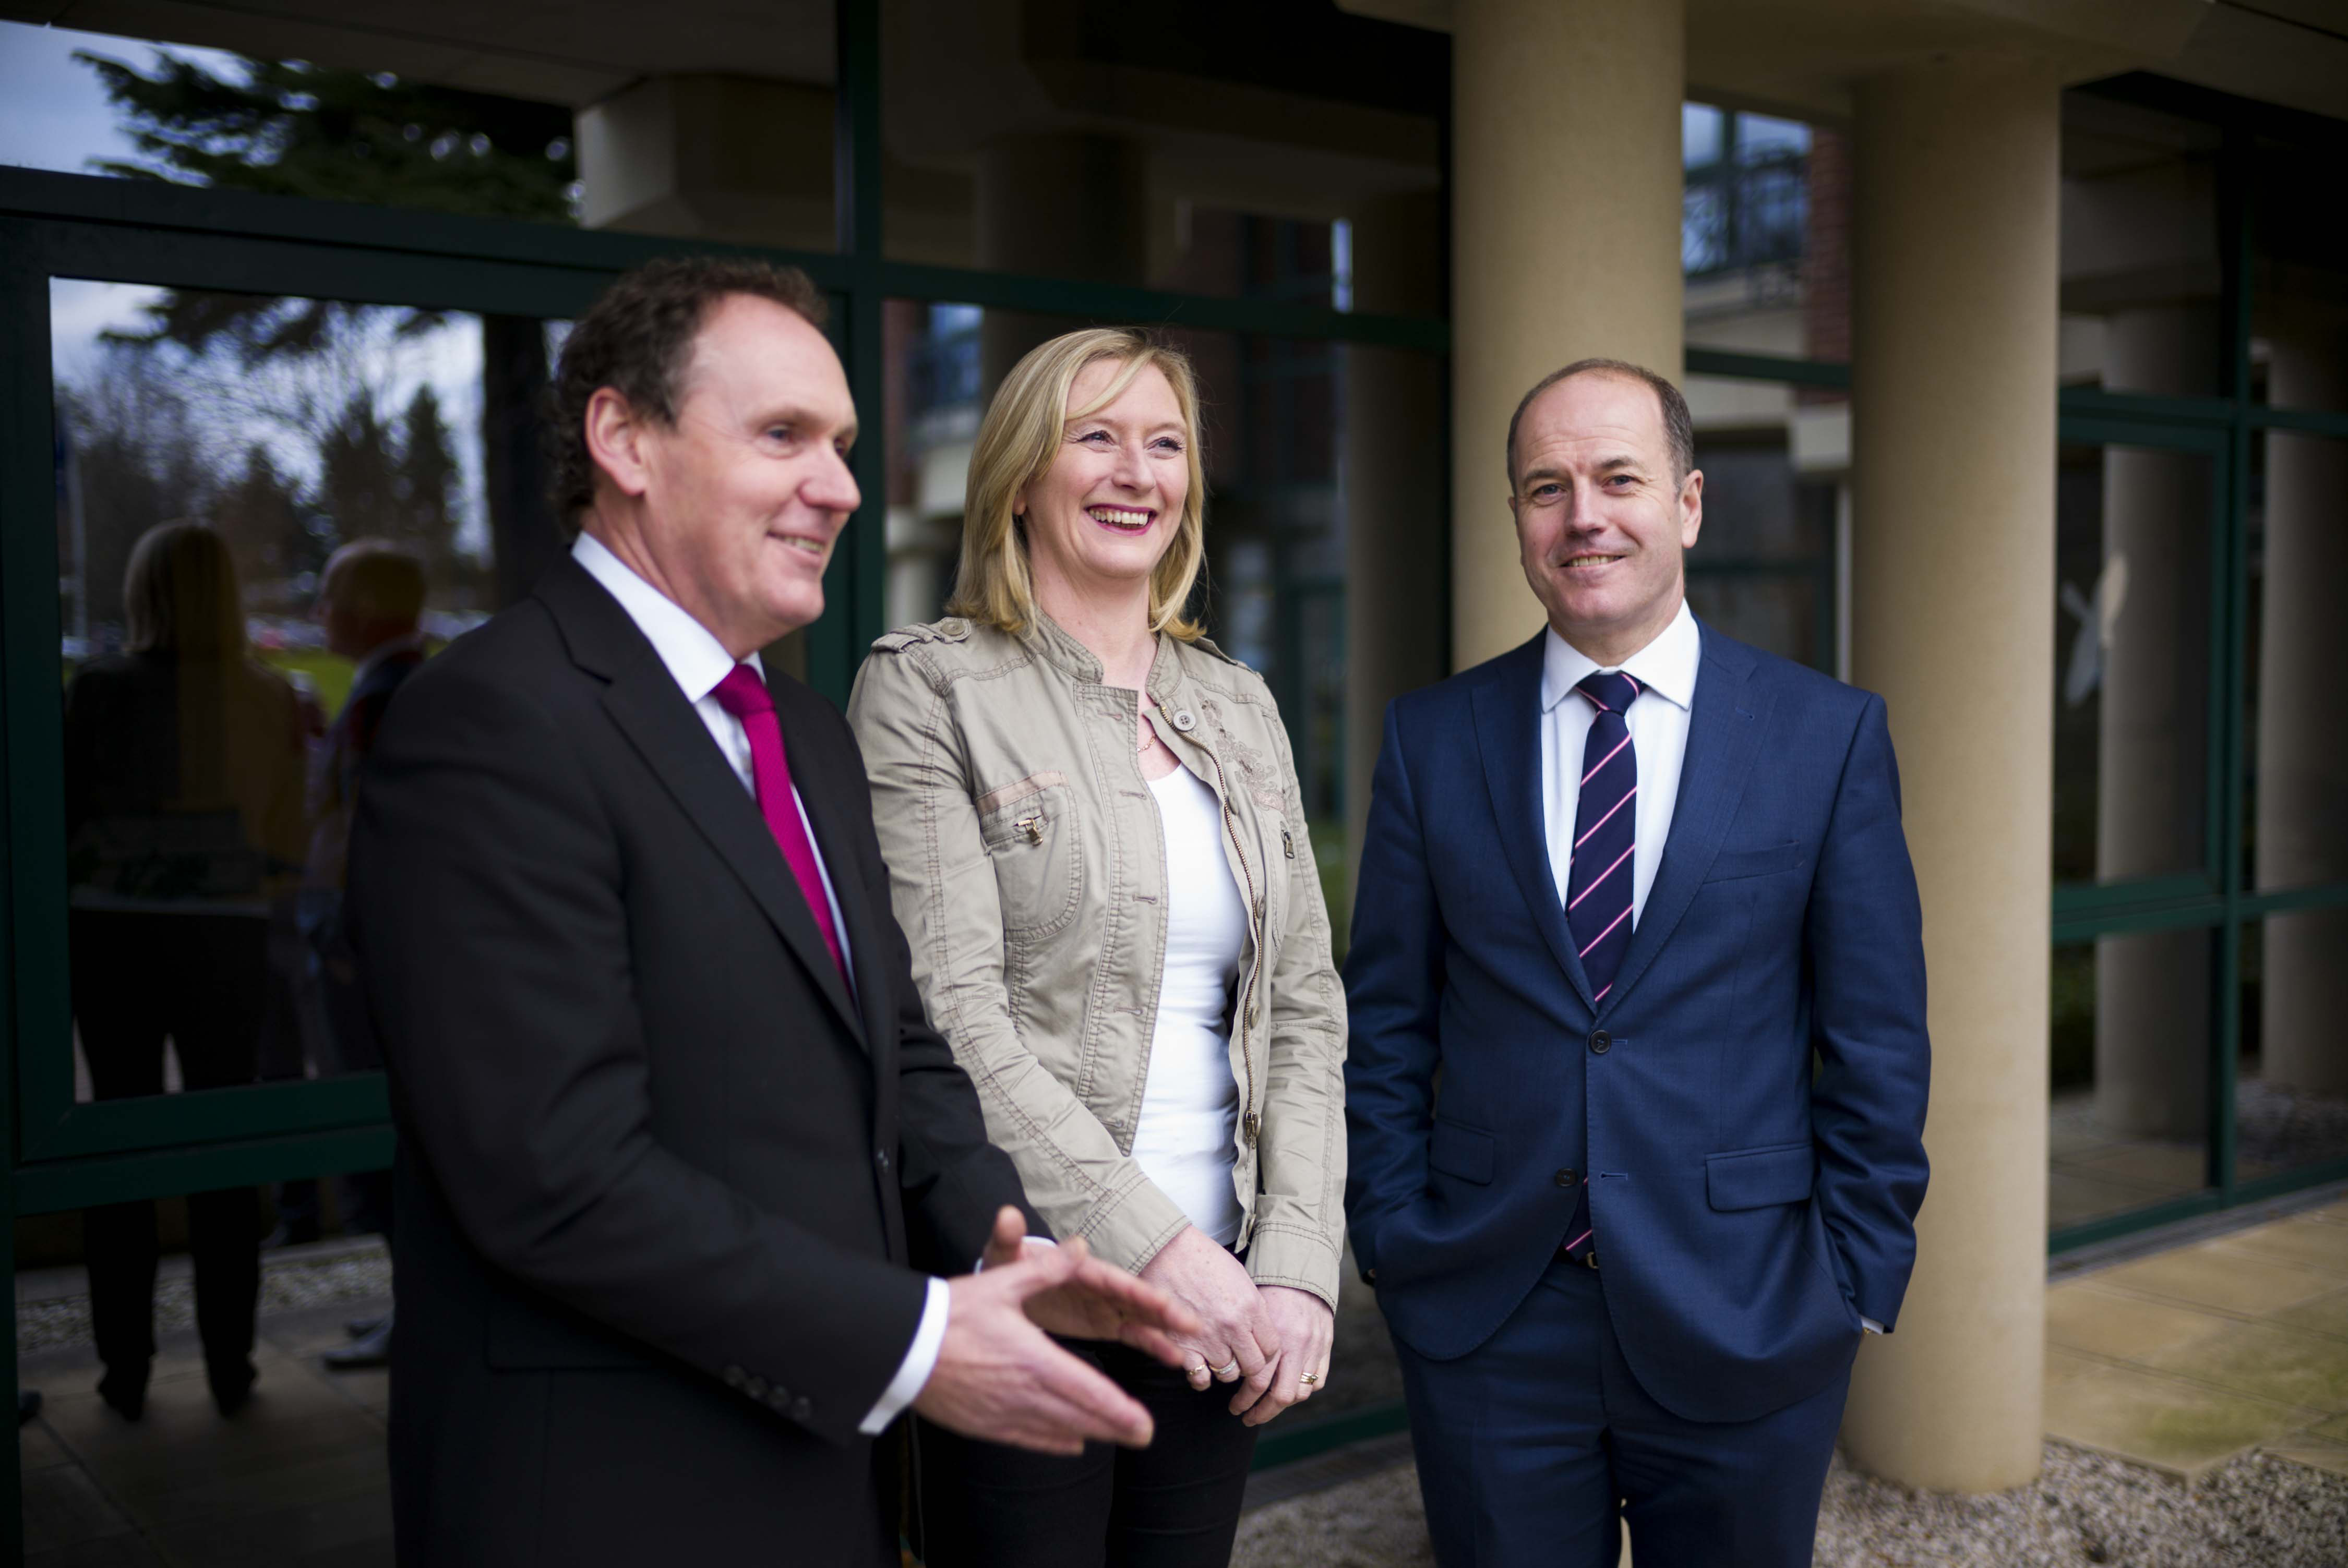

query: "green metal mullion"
xmin=2050 ymin=901 xmax=2226 ymax=947
xmin=2057 ymin=386 xmax=2237 ymax=428
xmin=2211 ymin=125 xmax=2255 ymax=1202
xmin=2239 ymin=881 xmax=2348 ymax=919
xmin=2249 ymin=404 xmax=2348 ymax=438
xmin=1683 ymin=347 xmax=1851 ymax=391
xmin=13 ymin=1125 xmax=397 ymax=1215
xmin=0 ymin=224 xmax=77 ymax=1173
xmin=0 ymin=166 xmax=858 ymax=293
xmin=874 ymin=259 xmax=1449 ymax=353
xmin=2051 ymin=1188 xmax=2230 ymax=1255
xmin=27 ymin=1075 xmax=390 ymax=1161
xmin=1249 ymin=1398 xmax=1411 ymax=1471
xmin=809 ymin=0 xmax=887 ymax=707
xmin=0 ymin=248 xmax=21 ymax=1557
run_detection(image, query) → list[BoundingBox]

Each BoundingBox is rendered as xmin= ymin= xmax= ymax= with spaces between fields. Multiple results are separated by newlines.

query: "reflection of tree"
xmin=213 ymin=444 xmax=314 ymax=593
xmin=79 ymin=49 xmax=577 ymax=611
xmin=57 ymin=356 xmax=222 ymax=641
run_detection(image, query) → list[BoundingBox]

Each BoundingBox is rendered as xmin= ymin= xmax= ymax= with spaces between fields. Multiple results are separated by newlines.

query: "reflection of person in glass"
xmin=301 ymin=540 xmax=428 ymax=1372
xmin=64 ymin=521 xmax=309 ymax=1419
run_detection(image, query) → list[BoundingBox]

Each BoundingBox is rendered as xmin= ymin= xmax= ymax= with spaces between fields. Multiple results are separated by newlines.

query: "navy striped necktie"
xmin=1562 ymin=667 xmax=1640 ymax=1264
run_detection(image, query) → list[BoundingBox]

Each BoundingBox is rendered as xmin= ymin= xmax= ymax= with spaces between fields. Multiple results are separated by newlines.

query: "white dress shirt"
xmin=570 ymin=533 xmax=943 ymax=1429
xmin=1539 ymin=599 xmax=1702 ymax=932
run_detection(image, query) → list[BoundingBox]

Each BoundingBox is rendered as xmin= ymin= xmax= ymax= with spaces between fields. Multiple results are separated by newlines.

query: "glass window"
xmin=1682 ymin=376 xmax=1840 ymax=673
xmin=2056 ymin=92 xmax=2223 ymax=396
xmin=2052 ymin=437 xmax=2218 ymax=889
xmin=2049 ymin=930 xmax=2218 ymax=1234
xmin=53 ymin=279 xmax=561 ymax=1106
xmin=2237 ymin=915 xmax=2348 ymax=1185
xmin=2245 ymin=429 xmax=2348 ymax=895
xmin=1683 ymin=105 xmax=1844 ymax=362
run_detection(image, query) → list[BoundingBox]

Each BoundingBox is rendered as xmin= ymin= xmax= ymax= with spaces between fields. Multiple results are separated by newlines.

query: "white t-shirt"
xmin=1132 ymin=765 xmax=1248 ymax=1247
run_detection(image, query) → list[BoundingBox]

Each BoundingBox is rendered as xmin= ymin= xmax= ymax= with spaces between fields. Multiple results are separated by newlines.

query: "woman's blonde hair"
xmin=947 ymin=328 xmax=1208 ymax=641
xmin=124 ymin=521 xmax=246 ymax=660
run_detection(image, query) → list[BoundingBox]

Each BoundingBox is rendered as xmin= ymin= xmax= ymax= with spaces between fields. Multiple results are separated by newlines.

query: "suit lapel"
xmin=538 ymin=560 xmax=866 ymax=1043
xmin=1471 ymin=636 xmax=1597 ymax=1013
xmin=1601 ymin=623 xmax=1772 ymax=1020
xmin=771 ymin=678 xmax=895 ymax=1061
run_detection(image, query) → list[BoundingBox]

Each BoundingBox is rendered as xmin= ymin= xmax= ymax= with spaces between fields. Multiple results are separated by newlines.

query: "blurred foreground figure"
xmin=346 ymin=256 xmax=1197 ymax=1566
xmin=66 ymin=521 xmax=308 ymax=1419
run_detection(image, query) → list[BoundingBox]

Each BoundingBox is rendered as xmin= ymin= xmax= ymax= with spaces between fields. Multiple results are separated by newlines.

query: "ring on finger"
xmin=1213 ymin=1359 xmax=1241 ymax=1381
xmin=1298 ymin=1371 xmax=1321 ymax=1386
xmin=1188 ymin=1362 xmax=1211 ymax=1381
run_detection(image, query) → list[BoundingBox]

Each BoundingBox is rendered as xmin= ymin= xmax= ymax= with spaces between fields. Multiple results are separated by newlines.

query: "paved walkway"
xmin=18 ymin=1192 xmax=2348 ymax=1564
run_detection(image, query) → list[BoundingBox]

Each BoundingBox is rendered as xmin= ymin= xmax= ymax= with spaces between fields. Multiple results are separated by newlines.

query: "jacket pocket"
xmin=1428 ymin=1118 xmax=1495 ymax=1185
xmin=485 ymin=1289 xmax=648 ymax=1370
xmin=978 ymin=777 xmax=1083 ymax=939
xmin=1703 ymin=841 xmax=1807 ymax=884
xmin=1705 ymin=1141 xmax=1815 ymax=1211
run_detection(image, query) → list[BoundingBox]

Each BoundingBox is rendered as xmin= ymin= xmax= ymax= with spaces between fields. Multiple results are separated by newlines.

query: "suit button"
xmin=1555 ymin=1168 xmax=1578 ymax=1188
xmin=766 ymin=1387 xmax=792 ymax=1413
xmin=745 ymin=1374 xmax=768 ymax=1400
xmin=1362 ymin=1267 xmax=1378 ymax=1286
xmin=723 ymin=1364 xmax=747 ymax=1389
xmin=1588 ymin=1030 xmax=1611 ymax=1055
xmin=790 ymin=1395 xmax=814 ymax=1422
xmin=874 ymin=1149 xmax=891 ymax=1171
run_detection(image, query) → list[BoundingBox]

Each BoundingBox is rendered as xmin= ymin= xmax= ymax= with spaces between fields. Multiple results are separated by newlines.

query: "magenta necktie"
xmin=710 ymin=664 xmax=846 ymax=979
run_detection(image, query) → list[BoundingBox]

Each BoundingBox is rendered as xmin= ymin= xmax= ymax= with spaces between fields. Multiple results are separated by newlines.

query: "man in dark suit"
xmin=1344 ymin=359 xmax=1930 ymax=1567
xmin=347 ymin=257 xmax=1194 ymax=1566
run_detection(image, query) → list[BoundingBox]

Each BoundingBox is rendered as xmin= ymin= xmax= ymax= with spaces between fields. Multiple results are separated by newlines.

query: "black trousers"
xmin=72 ymin=910 xmax=264 ymax=1388
xmin=918 ymin=1341 xmax=1259 ymax=1568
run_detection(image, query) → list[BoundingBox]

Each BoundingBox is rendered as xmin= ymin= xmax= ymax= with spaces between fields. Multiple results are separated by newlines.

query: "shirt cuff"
xmin=972 ymin=1236 xmax=1056 ymax=1272
xmin=1860 ymin=1316 xmax=1885 ymax=1335
xmin=859 ymin=1276 xmax=949 ymax=1434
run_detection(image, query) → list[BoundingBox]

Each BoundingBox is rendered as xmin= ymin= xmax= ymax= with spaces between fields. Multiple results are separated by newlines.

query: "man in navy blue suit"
xmin=1344 ymin=359 xmax=1930 ymax=1567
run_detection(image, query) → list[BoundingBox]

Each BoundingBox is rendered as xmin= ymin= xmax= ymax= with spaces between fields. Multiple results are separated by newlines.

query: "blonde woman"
xmin=849 ymin=329 xmax=1345 ymax=1567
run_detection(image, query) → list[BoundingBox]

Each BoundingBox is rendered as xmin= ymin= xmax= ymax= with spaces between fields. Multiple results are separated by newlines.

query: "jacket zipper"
xmin=1200 ymin=745 xmax=1262 ymax=1150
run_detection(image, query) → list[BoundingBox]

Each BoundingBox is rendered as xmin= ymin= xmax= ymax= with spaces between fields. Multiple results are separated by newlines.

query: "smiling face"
xmin=583 ymin=292 xmax=859 ymax=657
xmin=1510 ymin=370 xmax=1703 ymax=665
xmin=1014 ymin=358 xmax=1191 ymax=612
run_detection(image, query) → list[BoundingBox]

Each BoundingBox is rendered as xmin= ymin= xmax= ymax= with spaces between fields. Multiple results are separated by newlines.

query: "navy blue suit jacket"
xmin=1343 ymin=621 xmax=1930 ymax=1424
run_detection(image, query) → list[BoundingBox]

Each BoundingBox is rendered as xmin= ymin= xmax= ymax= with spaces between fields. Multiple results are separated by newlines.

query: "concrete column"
xmin=576 ymin=75 xmax=834 ymax=249
xmin=1344 ymin=191 xmax=1447 ymax=875
xmin=975 ymin=134 xmax=1151 ymax=387
xmin=2094 ymin=306 xmax=2217 ymax=1138
xmin=1448 ymin=0 xmax=1683 ymax=670
xmin=1842 ymin=52 xmax=2061 ymax=1493
xmin=2260 ymin=325 xmax=2348 ymax=1096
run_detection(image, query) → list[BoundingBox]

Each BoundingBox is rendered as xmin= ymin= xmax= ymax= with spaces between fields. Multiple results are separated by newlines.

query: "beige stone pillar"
xmin=1842 ymin=51 xmax=2061 ymax=1493
xmin=2260 ymin=325 xmax=2348 ymax=1096
xmin=1345 ymin=191 xmax=1448 ymax=875
xmin=975 ymin=134 xmax=1151 ymax=388
xmin=576 ymin=75 xmax=834 ymax=249
xmin=1448 ymin=0 xmax=1684 ymax=670
xmin=2094 ymin=306 xmax=2216 ymax=1138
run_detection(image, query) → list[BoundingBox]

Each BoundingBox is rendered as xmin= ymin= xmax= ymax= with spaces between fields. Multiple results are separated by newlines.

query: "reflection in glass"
xmin=1682 ymin=379 xmax=1840 ymax=674
xmin=53 ymin=279 xmax=557 ymax=1109
xmin=2051 ymin=440 xmax=2213 ymax=887
xmin=2238 ymin=919 xmax=2348 ymax=1179
xmin=2249 ymin=430 xmax=2348 ymax=895
xmin=2048 ymin=931 xmax=2215 ymax=1232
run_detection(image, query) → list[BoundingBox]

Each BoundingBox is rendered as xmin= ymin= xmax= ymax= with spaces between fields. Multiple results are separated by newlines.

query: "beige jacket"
xmin=847 ymin=613 xmax=1347 ymax=1310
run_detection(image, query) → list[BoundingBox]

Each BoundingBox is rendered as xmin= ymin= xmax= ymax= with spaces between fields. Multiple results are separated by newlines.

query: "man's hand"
xmin=1235 ymin=1285 xmax=1335 ymax=1426
xmin=915 ymin=1209 xmax=1201 ymax=1455
xmin=977 ymin=1209 xmax=1198 ymax=1367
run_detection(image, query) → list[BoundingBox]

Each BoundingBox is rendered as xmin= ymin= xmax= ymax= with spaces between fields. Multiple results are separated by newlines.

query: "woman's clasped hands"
xmin=1139 ymin=1224 xmax=1336 ymax=1427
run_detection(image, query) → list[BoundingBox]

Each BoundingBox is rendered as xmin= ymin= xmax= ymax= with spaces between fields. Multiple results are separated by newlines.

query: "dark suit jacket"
xmin=346 ymin=558 xmax=1035 ymax=1565
xmin=1343 ymin=621 xmax=1930 ymax=1424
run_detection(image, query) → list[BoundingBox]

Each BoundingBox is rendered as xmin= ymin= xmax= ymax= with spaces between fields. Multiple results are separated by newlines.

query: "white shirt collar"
xmin=571 ymin=531 xmax=761 ymax=703
xmin=1539 ymin=598 xmax=1700 ymax=715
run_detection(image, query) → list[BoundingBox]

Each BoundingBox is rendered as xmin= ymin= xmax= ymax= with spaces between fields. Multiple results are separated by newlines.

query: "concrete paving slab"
xmin=2142 ymin=1319 xmax=2348 ymax=1414
xmin=2206 ymin=1217 xmax=2348 ymax=1277
xmin=25 ymin=1534 xmax=166 ymax=1568
xmin=2268 ymin=1443 xmax=2348 ymax=1479
xmin=2042 ymin=1363 xmax=2311 ymax=1480
xmin=2272 ymin=1287 xmax=2348 ymax=1342
xmin=21 ymin=1461 xmax=139 ymax=1557
xmin=2090 ymin=1244 xmax=2340 ymax=1317
xmin=2045 ymin=1282 xmax=2233 ymax=1361
xmin=2050 ymin=1169 xmax=2170 ymax=1229
xmin=2046 ymin=1346 xmax=2106 ymax=1387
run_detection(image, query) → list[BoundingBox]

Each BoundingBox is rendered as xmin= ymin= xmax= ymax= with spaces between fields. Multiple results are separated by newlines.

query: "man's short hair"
xmin=550 ymin=256 xmax=831 ymax=521
xmin=1506 ymin=358 xmax=1695 ymax=492
xmin=322 ymin=539 xmax=427 ymax=626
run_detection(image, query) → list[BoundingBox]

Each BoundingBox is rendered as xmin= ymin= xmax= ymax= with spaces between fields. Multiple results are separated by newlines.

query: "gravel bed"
xmin=1232 ymin=1441 xmax=2348 ymax=1567
xmin=14 ymin=1241 xmax=392 ymax=1353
